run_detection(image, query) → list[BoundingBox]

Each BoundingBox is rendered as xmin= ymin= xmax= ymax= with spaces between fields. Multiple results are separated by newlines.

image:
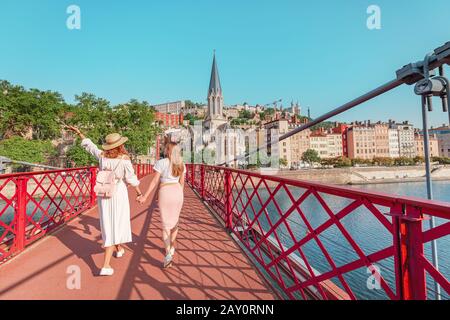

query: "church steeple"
xmin=206 ymin=51 xmax=224 ymax=120
xmin=208 ymin=51 xmax=222 ymax=96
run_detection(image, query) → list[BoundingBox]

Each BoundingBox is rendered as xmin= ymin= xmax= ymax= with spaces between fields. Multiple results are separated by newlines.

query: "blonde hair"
xmin=165 ymin=142 xmax=183 ymax=177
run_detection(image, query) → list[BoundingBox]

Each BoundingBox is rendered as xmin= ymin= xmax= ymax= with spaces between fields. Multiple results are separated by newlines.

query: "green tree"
xmin=279 ymin=158 xmax=288 ymax=167
xmin=239 ymin=110 xmax=253 ymax=119
xmin=111 ymin=100 xmax=160 ymax=159
xmin=66 ymin=144 xmax=98 ymax=166
xmin=413 ymin=156 xmax=424 ymax=164
xmin=431 ymin=156 xmax=450 ymax=164
xmin=372 ymin=157 xmax=395 ymax=167
xmin=320 ymin=156 xmax=352 ymax=167
xmin=184 ymin=113 xmax=201 ymax=126
xmin=394 ymin=157 xmax=415 ymax=166
xmin=66 ymin=92 xmax=113 ymax=144
xmin=351 ymin=158 xmax=373 ymax=166
xmin=310 ymin=121 xmax=335 ymax=131
xmin=0 ymin=136 xmax=56 ymax=163
xmin=302 ymin=149 xmax=320 ymax=165
xmin=0 ymin=80 xmax=66 ymax=140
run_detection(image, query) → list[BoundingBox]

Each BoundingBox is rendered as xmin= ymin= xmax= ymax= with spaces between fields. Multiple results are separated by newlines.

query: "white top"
xmin=81 ymin=138 xmax=140 ymax=187
xmin=153 ymin=158 xmax=185 ymax=184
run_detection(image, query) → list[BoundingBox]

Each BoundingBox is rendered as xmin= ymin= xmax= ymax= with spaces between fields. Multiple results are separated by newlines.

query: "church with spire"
xmin=204 ymin=51 xmax=227 ymax=132
xmin=201 ymin=52 xmax=245 ymax=166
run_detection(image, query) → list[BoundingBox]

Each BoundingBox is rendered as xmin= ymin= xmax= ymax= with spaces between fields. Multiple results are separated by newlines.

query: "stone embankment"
xmin=257 ymin=165 xmax=450 ymax=185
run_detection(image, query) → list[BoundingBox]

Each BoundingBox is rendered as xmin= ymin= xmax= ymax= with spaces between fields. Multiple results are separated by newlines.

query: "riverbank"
xmin=257 ymin=165 xmax=450 ymax=185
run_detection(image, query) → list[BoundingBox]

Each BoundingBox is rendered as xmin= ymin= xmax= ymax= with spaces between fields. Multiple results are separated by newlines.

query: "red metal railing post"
xmin=397 ymin=205 xmax=427 ymax=300
xmin=89 ymin=167 xmax=97 ymax=208
xmin=191 ymin=164 xmax=195 ymax=187
xmin=224 ymin=170 xmax=232 ymax=230
xmin=137 ymin=165 xmax=141 ymax=179
xmin=156 ymin=136 xmax=160 ymax=161
xmin=200 ymin=165 xmax=205 ymax=200
xmin=14 ymin=177 xmax=28 ymax=252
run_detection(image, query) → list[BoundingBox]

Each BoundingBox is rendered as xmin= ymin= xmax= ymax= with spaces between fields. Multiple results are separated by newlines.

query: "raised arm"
xmin=66 ymin=125 xmax=102 ymax=160
xmin=80 ymin=138 xmax=103 ymax=160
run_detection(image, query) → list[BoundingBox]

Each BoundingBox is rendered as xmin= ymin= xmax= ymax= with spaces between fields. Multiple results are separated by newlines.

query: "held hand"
xmin=137 ymin=195 xmax=147 ymax=204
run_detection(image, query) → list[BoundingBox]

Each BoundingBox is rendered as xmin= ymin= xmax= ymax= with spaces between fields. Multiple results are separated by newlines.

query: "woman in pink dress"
xmin=138 ymin=141 xmax=185 ymax=268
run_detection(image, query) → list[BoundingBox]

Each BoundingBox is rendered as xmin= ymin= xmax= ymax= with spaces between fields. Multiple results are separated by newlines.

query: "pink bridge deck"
xmin=0 ymin=174 xmax=275 ymax=300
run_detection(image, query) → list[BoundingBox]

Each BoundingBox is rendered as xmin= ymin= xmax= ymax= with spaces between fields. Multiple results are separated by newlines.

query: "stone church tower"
xmin=204 ymin=52 xmax=227 ymax=131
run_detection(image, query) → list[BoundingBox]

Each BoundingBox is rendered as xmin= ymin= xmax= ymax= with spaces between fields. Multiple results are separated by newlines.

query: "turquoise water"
xmin=239 ymin=180 xmax=450 ymax=300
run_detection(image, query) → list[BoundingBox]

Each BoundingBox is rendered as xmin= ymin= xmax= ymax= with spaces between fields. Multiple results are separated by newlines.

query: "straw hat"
xmin=102 ymin=133 xmax=128 ymax=150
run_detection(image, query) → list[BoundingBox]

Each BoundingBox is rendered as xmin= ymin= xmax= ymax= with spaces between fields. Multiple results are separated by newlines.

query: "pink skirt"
xmin=158 ymin=183 xmax=184 ymax=229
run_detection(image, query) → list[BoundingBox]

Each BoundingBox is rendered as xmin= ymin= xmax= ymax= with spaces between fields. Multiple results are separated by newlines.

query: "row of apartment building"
xmin=151 ymin=99 xmax=450 ymax=168
xmin=264 ymin=118 xmax=447 ymax=168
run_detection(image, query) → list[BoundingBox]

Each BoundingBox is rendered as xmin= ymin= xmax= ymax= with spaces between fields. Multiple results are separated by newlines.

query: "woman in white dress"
xmin=67 ymin=126 xmax=142 ymax=276
xmin=138 ymin=141 xmax=185 ymax=268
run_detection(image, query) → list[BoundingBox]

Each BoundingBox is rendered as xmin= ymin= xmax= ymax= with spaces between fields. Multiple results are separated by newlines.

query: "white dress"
xmin=81 ymin=138 xmax=139 ymax=247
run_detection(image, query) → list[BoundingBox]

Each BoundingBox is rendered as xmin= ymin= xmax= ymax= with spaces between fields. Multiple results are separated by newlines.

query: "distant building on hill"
xmin=429 ymin=125 xmax=450 ymax=157
xmin=152 ymin=100 xmax=195 ymax=115
xmin=414 ymin=133 xmax=439 ymax=158
xmin=155 ymin=112 xmax=184 ymax=128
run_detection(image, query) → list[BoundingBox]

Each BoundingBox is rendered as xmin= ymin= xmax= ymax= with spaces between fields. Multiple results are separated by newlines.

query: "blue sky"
xmin=1 ymin=0 xmax=450 ymax=127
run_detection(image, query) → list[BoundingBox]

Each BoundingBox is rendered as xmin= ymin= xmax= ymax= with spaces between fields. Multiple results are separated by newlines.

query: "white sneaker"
xmin=163 ymin=253 xmax=173 ymax=269
xmin=115 ymin=249 xmax=125 ymax=258
xmin=169 ymin=247 xmax=175 ymax=256
xmin=99 ymin=267 xmax=114 ymax=276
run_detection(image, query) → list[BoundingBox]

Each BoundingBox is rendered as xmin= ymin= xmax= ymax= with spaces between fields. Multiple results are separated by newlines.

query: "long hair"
xmin=165 ymin=142 xmax=183 ymax=177
xmin=103 ymin=144 xmax=129 ymax=159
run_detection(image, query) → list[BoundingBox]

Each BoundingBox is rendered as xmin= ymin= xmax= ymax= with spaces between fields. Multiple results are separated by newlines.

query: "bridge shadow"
xmin=0 ymin=175 xmax=274 ymax=300
xmin=116 ymin=185 xmax=273 ymax=300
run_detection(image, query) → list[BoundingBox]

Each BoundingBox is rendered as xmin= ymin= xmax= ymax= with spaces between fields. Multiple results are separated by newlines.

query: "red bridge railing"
xmin=0 ymin=164 xmax=152 ymax=263
xmin=186 ymin=164 xmax=450 ymax=300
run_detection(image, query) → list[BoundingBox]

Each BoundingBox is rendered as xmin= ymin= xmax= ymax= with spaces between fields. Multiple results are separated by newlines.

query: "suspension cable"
xmin=216 ymin=41 xmax=450 ymax=167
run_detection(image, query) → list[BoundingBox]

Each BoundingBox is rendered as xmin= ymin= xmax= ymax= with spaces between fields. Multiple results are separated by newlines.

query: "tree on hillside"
xmin=65 ymin=145 xmax=98 ymax=167
xmin=0 ymin=80 xmax=162 ymax=166
xmin=185 ymin=100 xmax=204 ymax=109
xmin=239 ymin=110 xmax=253 ymax=119
xmin=310 ymin=121 xmax=335 ymax=131
xmin=0 ymin=80 xmax=66 ymax=140
xmin=111 ymin=100 xmax=160 ymax=159
xmin=66 ymin=92 xmax=113 ymax=144
xmin=0 ymin=136 xmax=56 ymax=163
xmin=302 ymin=149 xmax=320 ymax=165
xmin=279 ymin=158 xmax=288 ymax=168
xmin=184 ymin=113 xmax=202 ymax=126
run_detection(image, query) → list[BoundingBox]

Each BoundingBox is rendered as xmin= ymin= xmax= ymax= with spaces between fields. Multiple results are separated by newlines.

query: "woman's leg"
xmin=162 ymin=228 xmax=171 ymax=255
xmin=103 ymin=246 xmax=115 ymax=269
xmin=170 ymin=226 xmax=179 ymax=252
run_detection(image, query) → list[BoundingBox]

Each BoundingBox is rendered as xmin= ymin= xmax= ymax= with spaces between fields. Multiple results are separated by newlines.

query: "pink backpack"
xmin=94 ymin=156 xmax=124 ymax=198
